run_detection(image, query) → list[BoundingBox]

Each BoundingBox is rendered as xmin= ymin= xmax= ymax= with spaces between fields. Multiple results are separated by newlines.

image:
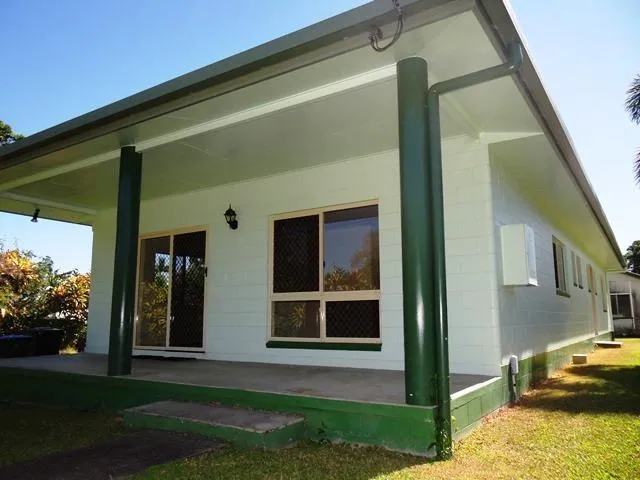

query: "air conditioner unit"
xmin=500 ymin=224 xmax=538 ymax=286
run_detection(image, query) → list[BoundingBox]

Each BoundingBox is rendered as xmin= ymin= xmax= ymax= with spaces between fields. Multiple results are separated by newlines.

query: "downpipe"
xmin=426 ymin=42 xmax=524 ymax=460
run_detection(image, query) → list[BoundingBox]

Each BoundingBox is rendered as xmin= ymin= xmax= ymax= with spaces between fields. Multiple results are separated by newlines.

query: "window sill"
xmin=556 ymin=289 xmax=571 ymax=298
xmin=266 ymin=341 xmax=382 ymax=351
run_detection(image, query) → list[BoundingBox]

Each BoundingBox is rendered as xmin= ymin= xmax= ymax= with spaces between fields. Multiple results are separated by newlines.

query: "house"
xmin=609 ymin=271 xmax=640 ymax=333
xmin=0 ymin=0 xmax=623 ymax=458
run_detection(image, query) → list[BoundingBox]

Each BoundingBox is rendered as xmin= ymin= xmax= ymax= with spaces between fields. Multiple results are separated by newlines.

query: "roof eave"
xmin=0 ymin=0 xmax=624 ymax=269
xmin=473 ymin=0 xmax=625 ymax=269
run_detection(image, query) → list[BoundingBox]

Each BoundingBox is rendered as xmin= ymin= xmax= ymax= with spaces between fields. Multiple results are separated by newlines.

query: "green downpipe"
xmin=426 ymin=42 xmax=524 ymax=459
xmin=108 ymin=146 xmax=142 ymax=377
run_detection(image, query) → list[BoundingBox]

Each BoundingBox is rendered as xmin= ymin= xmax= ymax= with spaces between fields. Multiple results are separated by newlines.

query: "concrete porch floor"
xmin=0 ymin=354 xmax=494 ymax=405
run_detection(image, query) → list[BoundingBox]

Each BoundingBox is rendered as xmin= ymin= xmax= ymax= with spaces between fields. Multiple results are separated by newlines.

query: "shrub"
xmin=0 ymin=247 xmax=90 ymax=351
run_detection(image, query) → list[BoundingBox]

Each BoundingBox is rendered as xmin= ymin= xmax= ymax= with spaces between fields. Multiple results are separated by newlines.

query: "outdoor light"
xmin=224 ymin=205 xmax=238 ymax=230
xmin=31 ymin=208 xmax=40 ymax=223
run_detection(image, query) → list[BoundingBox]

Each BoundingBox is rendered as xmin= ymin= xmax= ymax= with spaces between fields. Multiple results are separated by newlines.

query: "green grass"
xmin=0 ymin=403 xmax=127 ymax=466
xmin=2 ymin=340 xmax=639 ymax=479
xmin=132 ymin=339 xmax=640 ymax=480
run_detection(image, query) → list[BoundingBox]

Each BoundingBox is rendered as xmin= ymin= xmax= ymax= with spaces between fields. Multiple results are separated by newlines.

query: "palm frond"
xmin=626 ymin=75 xmax=640 ymax=124
xmin=635 ymin=150 xmax=640 ymax=184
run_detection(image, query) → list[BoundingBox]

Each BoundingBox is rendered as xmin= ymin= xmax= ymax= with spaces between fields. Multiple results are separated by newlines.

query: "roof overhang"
xmin=0 ymin=0 xmax=469 ymax=167
xmin=0 ymin=0 xmax=625 ymax=268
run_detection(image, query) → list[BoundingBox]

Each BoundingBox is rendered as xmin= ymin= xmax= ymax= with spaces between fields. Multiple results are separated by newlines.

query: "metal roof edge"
xmin=473 ymin=0 xmax=625 ymax=269
xmin=622 ymin=270 xmax=640 ymax=280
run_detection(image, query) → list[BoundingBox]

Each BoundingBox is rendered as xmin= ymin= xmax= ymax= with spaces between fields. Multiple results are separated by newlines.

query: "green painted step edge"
xmin=123 ymin=410 xmax=306 ymax=449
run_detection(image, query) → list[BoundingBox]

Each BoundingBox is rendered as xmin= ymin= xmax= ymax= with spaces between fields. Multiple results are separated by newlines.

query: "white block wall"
xmin=87 ymin=137 xmax=500 ymax=374
xmin=443 ymin=137 xmax=502 ymax=376
xmin=491 ymin=160 xmax=612 ymax=366
xmin=87 ymin=150 xmax=405 ymax=369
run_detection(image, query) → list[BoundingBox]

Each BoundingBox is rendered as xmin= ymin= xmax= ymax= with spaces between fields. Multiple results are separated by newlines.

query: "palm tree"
xmin=625 ymin=75 xmax=640 ymax=182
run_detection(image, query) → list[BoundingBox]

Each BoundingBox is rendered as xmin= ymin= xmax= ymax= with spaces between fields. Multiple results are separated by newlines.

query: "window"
xmin=552 ymin=238 xmax=569 ymax=296
xmin=269 ymin=202 xmax=380 ymax=345
xmin=601 ymin=275 xmax=608 ymax=312
xmin=571 ymin=251 xmax=578 ymax=287
xmin=611 ymin=294 xmax=632 ymax=319
xmin=576 ymin=256 xmax=584 ymax=289
xmin=587 ymin=264 xmax=594 ymax=293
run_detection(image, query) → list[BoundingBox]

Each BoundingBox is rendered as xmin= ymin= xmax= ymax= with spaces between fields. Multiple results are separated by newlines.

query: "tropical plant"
xmin=0 ymin=246 xmax=90 ymax=350
xmin=625 ymin=75 xmax=640 ymax=182
xmin=0 ymin=120 xmax=23 ymax=146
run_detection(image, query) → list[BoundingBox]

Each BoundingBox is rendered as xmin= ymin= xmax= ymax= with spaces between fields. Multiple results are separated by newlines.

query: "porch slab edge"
xmin=0 ymin=366 xmax=437 ymax=454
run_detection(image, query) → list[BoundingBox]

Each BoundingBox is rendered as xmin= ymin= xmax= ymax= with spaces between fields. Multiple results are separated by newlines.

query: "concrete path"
xmin=0 ymin=430 xmax=223 ymax=480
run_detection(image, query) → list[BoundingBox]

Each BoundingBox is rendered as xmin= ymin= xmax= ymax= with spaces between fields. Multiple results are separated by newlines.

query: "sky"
xmin=0 ymin=0 xmax=639 ymax=273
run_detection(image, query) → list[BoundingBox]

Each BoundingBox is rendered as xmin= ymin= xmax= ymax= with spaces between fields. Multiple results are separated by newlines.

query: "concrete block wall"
xmin=443 ymin=137 xmax=501 ymax=376
xmin=87 ymin=136 xmax=501 ymax=375
xmin=490 ymin=159 xmax=612 ymax=366
xmin=88 ymin=149 xmax=404 ymax=370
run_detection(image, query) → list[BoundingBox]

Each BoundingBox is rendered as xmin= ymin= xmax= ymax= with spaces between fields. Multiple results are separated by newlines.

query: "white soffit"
xmin=490 ymin=135 xmax=620 ymax=269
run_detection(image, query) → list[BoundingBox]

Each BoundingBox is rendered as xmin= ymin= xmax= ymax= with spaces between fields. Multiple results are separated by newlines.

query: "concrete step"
xmin=124 ymin=400 xmax=305 ymax=449
xmin=595 ymin=341 xmax=623 ymax=348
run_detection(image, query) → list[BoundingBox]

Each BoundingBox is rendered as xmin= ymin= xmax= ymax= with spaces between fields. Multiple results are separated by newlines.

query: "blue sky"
xmin=1 ymin=0 xmax=639 ymax=272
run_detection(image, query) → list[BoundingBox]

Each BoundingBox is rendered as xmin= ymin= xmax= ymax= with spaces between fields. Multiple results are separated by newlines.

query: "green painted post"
xmin=108 ymin=146 xmax=142 ymax=376
xmin=396 ymin=57 xmax=436 ymax=406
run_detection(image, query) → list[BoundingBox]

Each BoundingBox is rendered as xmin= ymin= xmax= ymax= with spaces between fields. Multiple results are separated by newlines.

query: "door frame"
xmin=587 ymin=264 xmax=598 ymax=336
xmin=132 ymin=225 xmax=209 ymax=352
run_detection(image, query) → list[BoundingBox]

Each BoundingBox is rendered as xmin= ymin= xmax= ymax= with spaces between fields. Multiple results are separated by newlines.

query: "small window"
xmin=576 ymin=256 xmax=584 ymax=289
xmin=571 ymin=251 xmax=578 ymax=287
xmin=270 ymin=202 xmax=381 ymax=344
xmin=552 ymin=238 xmax=569 ymax=296
xmin=611 ymin=294 xmax=632 ymax=319
xmin=601 ymin=275 xmax=608 ymax=312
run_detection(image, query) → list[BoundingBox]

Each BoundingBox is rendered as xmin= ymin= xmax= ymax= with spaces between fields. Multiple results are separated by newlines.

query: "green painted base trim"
xmin=451 ymin=377 xmax=506 ymax=439
xmin=450 ymin=331 xmax=614 ymax=439
xmin=124 ymin=410 xmax=305 ymax=449
xmin=513 ymin=331 xmax=613 ymax=393
xmin=266 ymin=341 xmax=382 ymax=351
xmin=0 ymin=367 xmax=435 ymax=455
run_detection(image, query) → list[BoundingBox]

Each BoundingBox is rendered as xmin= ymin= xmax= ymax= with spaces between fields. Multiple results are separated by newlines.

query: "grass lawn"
xmin=132 ymin=339 xmax=640 ymax=480
xmin=1 ymin=340 xmax=638 ymax=479
xmin=0 ymin=403 xmax=127 ymax=467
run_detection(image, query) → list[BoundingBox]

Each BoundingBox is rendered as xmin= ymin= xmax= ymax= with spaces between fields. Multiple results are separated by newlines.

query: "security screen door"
xmin=135 ymin=230 xmax=207 ymax=350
